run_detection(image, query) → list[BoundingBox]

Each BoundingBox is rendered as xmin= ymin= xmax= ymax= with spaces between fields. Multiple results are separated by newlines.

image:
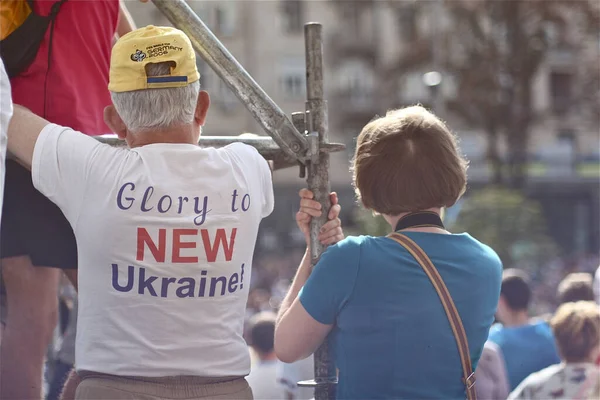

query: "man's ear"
xmin=194 ymin=90 xmax=210 ymax=126
xmin=104 ymin=105 xmax=128 ymax=139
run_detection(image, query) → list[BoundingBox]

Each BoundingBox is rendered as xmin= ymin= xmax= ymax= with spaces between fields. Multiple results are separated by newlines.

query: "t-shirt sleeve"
xmin=260 ymin=157 xmax=274 ymax=218
xmin=299 ymin=237 xmax=361 ymax=325
xmin=227 ymin=142 xmax=274 ymax=218
xmin=32 ymin=124 xmax=105 ymax=223
xmin=487 ymin=323 xmax=503 ymax=343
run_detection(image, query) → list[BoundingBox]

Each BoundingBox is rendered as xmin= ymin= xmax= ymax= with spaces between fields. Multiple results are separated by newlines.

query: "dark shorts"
xmin=0 ymin=160 xmax=77 ymax=269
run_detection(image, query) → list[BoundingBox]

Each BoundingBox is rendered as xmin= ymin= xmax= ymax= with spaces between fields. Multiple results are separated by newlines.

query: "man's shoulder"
xmin=221 ymin=142 xmax=270 ymax=178
xmin=223 ymin=142 xmax=259 ymax=156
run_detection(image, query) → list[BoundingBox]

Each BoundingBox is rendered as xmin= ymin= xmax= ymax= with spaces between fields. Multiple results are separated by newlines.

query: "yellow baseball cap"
xmin=108 ymin=25 xmax=200 ymax=93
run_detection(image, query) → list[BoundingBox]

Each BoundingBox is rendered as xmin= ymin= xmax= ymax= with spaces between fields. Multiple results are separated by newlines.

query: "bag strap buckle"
xmin=464 ymin=372 xmax=476 ymax=390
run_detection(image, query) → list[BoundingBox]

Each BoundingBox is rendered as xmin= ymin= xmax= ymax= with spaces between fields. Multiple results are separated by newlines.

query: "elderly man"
xmin=6 ymin=25 xmax=342 ymax=399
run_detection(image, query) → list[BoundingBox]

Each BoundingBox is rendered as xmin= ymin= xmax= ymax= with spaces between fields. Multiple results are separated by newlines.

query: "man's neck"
xmin=502 ymin=310 xmax=530 ymax=327
xmin=127 ymin=125 xmax=199 ymax=148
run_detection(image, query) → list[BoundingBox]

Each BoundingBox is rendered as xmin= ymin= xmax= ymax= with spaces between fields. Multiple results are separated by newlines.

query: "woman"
xmin=275 ymin=106 xmax=503 ymax=399
xmin=508 ymin=301 xmax=600 ymax=399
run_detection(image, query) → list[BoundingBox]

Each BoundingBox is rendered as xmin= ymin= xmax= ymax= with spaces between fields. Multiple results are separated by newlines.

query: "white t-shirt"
xmin=246 ymin=360 xmax=283 ymax=400
xmin=508 ymin=363 xmax=599 ymax=399
xmin=0 ymin=61 xmax=12 ymax=219
xmin=32 ymin=124 xmax=274 ymax=377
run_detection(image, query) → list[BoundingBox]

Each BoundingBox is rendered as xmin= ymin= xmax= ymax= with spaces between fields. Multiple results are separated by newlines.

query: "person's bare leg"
xmin=0 ymin=256 xmax=60 ymax=400
xmin=59 ymin=369 xmax=80 ymax=400
xmin=64 ymin=270 xmax=78 ymax=292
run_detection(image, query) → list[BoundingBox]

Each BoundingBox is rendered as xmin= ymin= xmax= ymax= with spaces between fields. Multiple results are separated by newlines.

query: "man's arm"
xmin=6 ymin=106 xmax=50 ymax=170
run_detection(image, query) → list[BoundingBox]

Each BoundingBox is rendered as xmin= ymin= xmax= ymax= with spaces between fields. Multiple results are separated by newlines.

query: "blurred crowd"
xmin=41 ymin=247 xmax=600 ymax=400
xmin=1 ymin=0 xmax=599 ymax=398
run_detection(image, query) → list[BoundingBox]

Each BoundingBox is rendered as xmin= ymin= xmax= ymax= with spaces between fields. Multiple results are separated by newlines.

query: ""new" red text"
xmin=136 ymin=228 xmax=237 ymax=263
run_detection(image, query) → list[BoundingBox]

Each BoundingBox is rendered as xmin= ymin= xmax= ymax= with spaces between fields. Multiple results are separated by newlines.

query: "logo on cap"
xmin=130 ymin=50 xmax=147 ymax=62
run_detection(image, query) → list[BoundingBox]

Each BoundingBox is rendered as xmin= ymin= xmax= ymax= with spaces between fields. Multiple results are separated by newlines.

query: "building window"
xmin=338 ymin=60 xmax=374 ymax=108
xmin=281 ymin=75 xmax=304 ymax=98
xmin=341 ymin=2 xmax=361 ymax=33
xmin=279 ymin=57 xmax=306 ymax=99
xmin=280 ymin=0 xmax=303 ymax=34
xmin=211 ymin=73 xmax=238 ymax=112
xmin=550 ymin=71 xmax=572 ymax=114
xmin=557 ymin=129 xmax=577 ymax=164
xmin=196 ymin=61 xmax=210 ymax=90
xmin=397 ymin=5 xmax=418 ymax=41
xmin=214 ymin=3 xmax=236 ymax=37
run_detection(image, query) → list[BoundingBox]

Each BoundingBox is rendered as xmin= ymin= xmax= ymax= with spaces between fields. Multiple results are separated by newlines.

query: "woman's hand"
xmin=296 ymin=189 xmax=344 ymax=247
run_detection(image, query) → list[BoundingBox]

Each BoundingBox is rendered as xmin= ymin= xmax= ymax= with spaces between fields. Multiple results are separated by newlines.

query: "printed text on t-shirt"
xmin=111 ymin=183 xmax=253 ymax=299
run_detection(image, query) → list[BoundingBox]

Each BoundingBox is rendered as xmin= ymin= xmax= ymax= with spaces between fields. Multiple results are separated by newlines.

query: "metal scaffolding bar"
xmin=95 ymin=135 xmax=344 ymax=171
xmin=304 ymin=23 xmax=337 ymax=400
xmin=98 ymin=135 xmax=282 ymax=158
xmin=151 ymin=0 xmax=309 ymax=162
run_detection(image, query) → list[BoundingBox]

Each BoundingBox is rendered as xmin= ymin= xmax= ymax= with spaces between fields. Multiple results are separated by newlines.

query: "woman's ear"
xmin=104 ymin=105 xmax=128 ymax=139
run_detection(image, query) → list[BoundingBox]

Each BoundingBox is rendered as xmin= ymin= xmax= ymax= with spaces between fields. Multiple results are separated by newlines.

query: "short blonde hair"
xmin=352 ymin=106 xmax=468 ymax=215
xmin=550 ymin=301 xmax=600 ymax=363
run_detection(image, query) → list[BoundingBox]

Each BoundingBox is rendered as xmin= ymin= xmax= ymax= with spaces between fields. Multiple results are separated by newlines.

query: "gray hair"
xmin=110 ymin=62 xmax=200 ymax=132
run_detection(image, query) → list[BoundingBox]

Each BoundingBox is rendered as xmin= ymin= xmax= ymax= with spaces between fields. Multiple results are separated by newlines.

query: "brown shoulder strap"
xmin=388 ymin=232 xmax=477 ymax=400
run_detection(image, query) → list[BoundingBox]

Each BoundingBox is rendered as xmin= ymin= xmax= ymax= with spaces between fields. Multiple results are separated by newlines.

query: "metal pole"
xmin=95 ymin=135 xmax=343 ymax=171
xmin=151 ymin=0 xmax=308 ymax=162
xmin=98 ymin=135 xmax=281 ymax=158
xmin=304 ymin=23 xmax=337 ymax=400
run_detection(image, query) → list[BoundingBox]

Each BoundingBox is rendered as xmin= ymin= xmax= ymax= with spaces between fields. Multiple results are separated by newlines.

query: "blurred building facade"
xmin=127 ymin=0 xmax=600 ymax=256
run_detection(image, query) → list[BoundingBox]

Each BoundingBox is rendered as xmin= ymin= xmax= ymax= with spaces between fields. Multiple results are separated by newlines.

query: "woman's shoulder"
xmin=329 ymin=234 xmax=382 ymax=249
xmin=320 ymin=235 xmax=387 ymax=261
xmin=459 ymin=233 xmax=502 ymax=261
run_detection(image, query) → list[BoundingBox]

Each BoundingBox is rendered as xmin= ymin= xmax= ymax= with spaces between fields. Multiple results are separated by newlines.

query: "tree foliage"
xmin=332 ymin=0 xmax=600 ymax=188
xmin=439 ymin=0 xmax=599 ymax=188
xmin=449 ymin=187 xmax=558 ymax=271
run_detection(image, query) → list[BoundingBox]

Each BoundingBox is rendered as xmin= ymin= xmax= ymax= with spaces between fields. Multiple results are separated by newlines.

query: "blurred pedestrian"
xmin=475 ymin=341 xmax=510 ymax=400
xmin=246 ymin=312 xmax=282 ymax=399
xmin=508 ymin=301 xmax=600 ymax=399
xmin=489 ymin=269 xmax=561 ymax=390
xmin=557 ymin=272 xmax=595 ymax=305
xmin=275 ymin=106 xmax=502 ymax=399
xmin=277 ymin=356 xmax=314 ymax=400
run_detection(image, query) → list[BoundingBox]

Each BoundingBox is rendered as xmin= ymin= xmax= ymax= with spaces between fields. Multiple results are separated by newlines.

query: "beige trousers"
xmin=75 ymin=372 xmax=253 ymax=400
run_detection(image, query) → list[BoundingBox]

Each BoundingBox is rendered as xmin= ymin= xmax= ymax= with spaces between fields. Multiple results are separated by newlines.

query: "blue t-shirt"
xmin=488 ymin=321 xmax=561 ymax=390
xmin=299 ymin=232 xmax=503 ymax=399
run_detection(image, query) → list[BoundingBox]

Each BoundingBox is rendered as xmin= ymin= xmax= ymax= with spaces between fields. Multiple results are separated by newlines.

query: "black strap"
xmin=395 ymin=211 xmax=444 ymax=232
xmin=43 ymin=0 xmax=69 ymax=118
